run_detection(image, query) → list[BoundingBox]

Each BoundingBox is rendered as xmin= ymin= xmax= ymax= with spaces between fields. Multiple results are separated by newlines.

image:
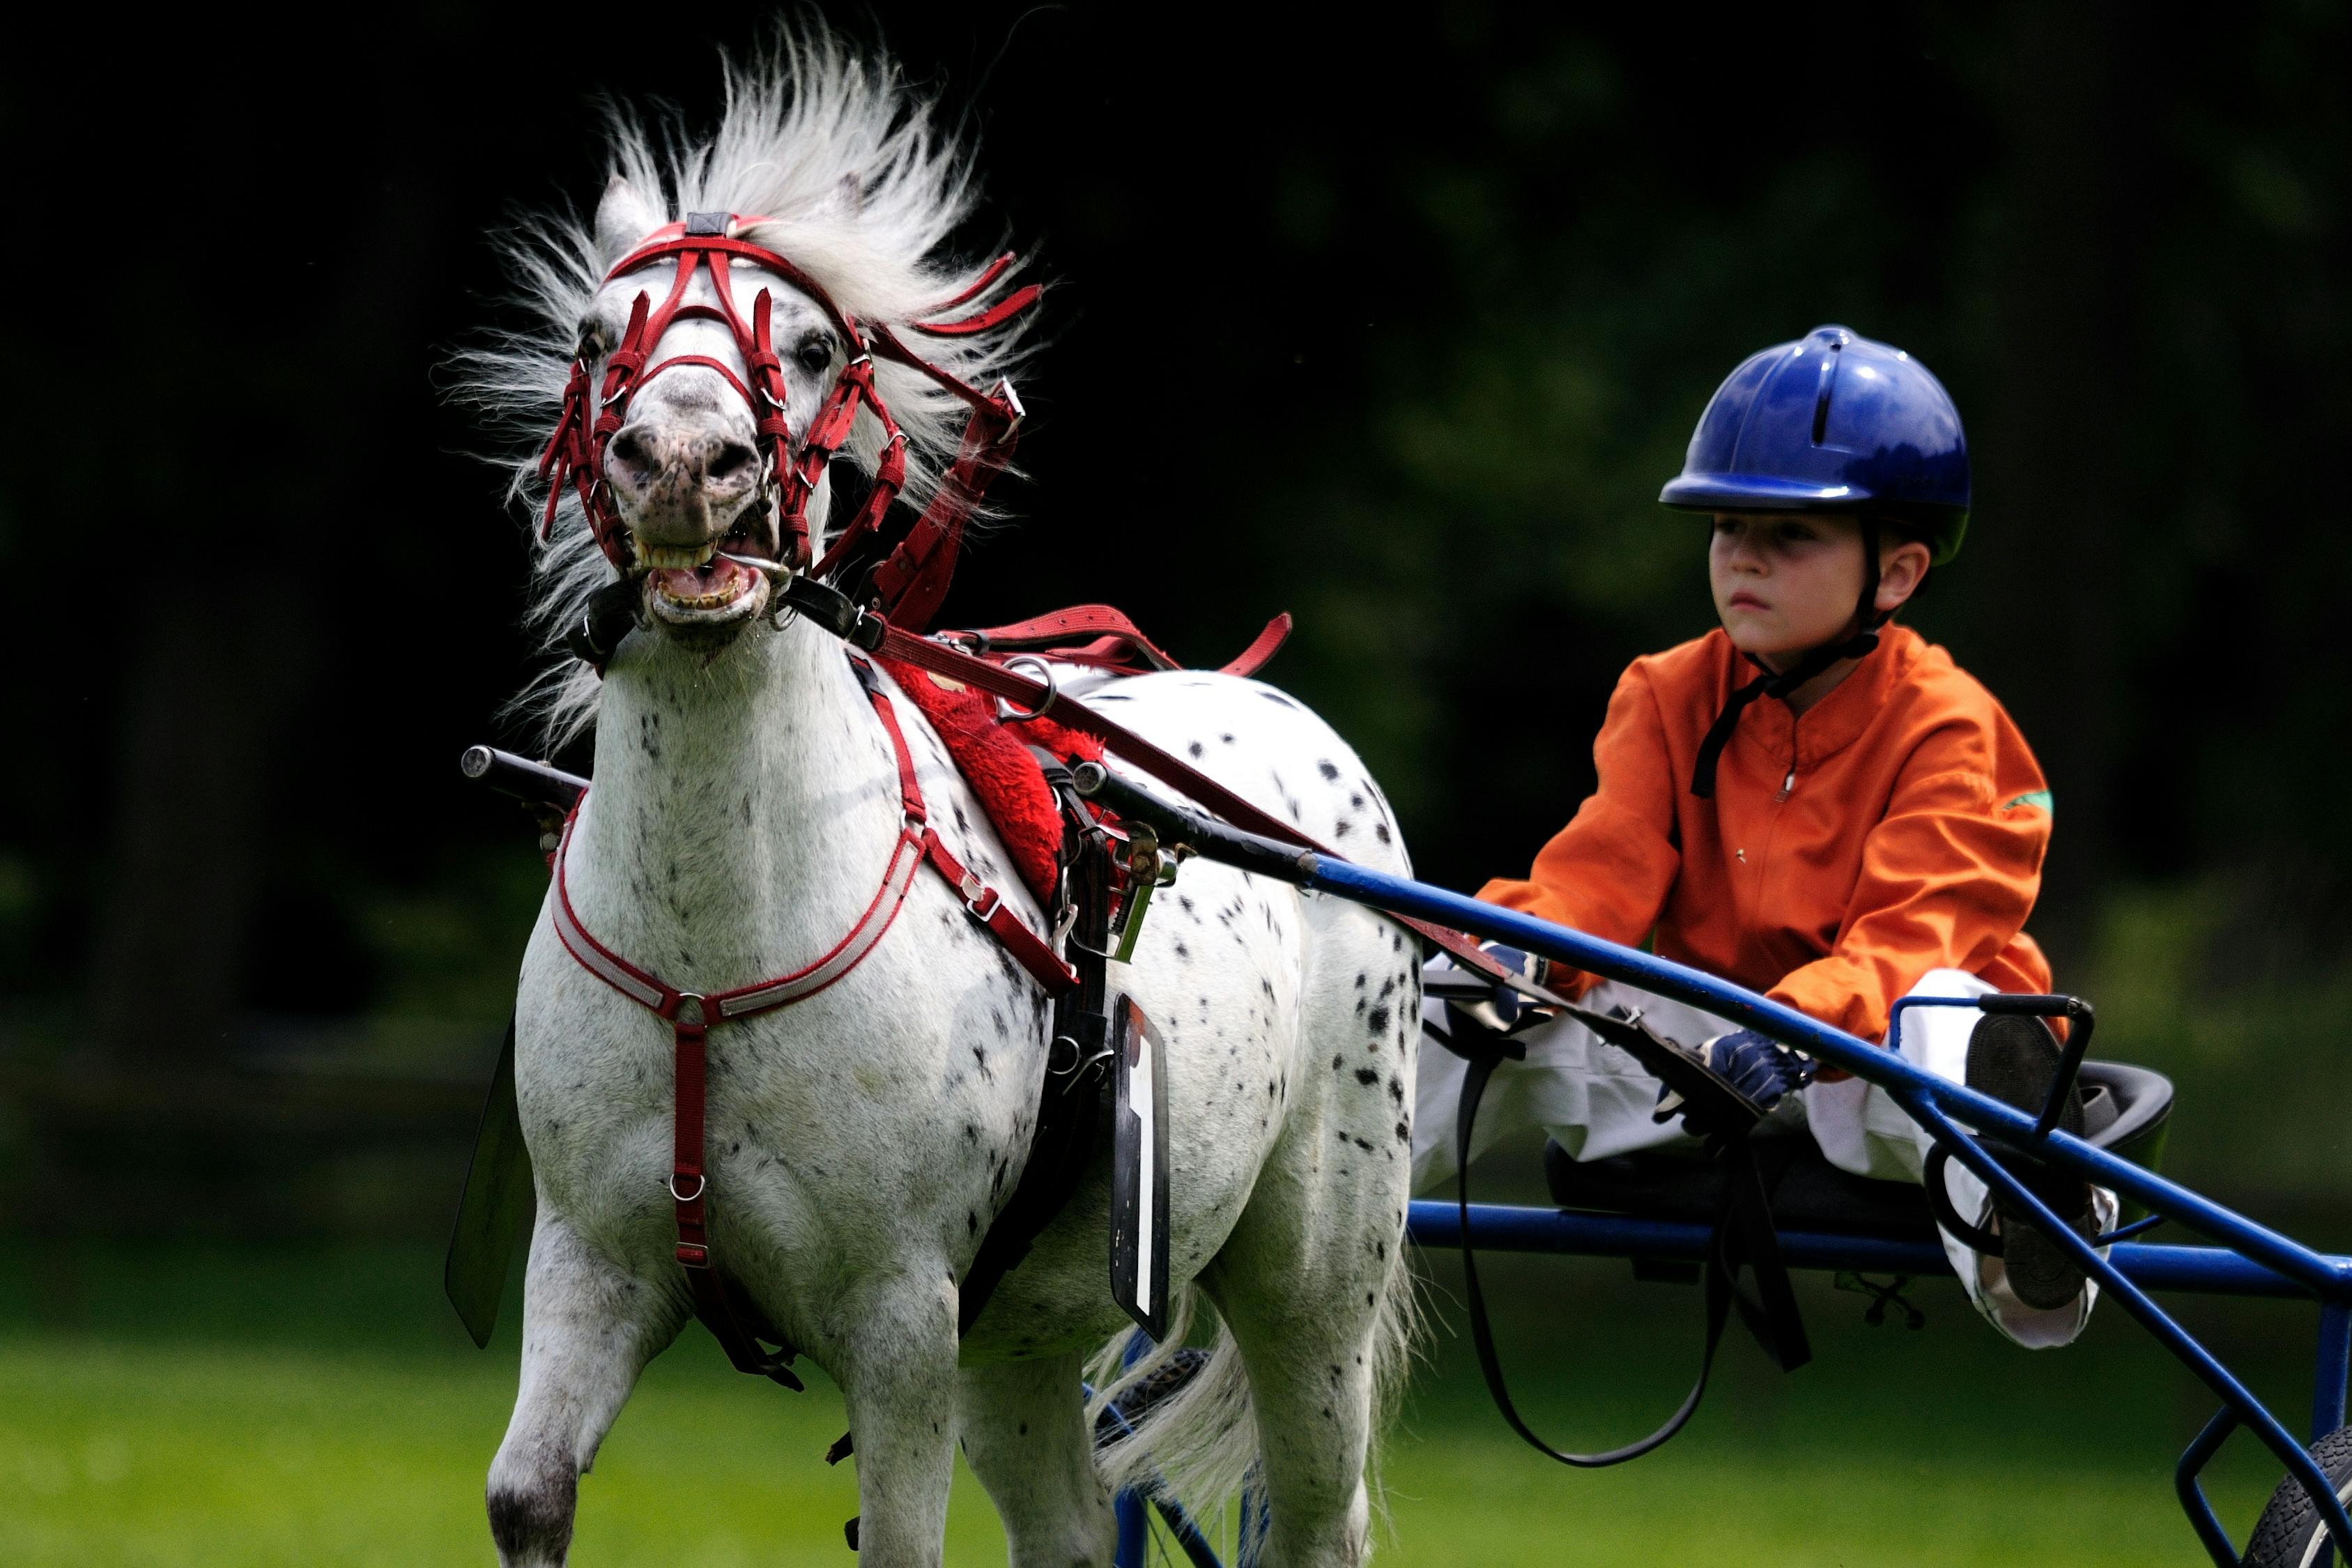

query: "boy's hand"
xmin=1657 ymin=1029 xmax=1816 ymax=1123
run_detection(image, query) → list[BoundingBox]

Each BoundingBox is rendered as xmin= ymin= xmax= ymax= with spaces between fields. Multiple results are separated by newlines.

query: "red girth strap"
xmin=548 ymin=656 xmax=1075 ymax=1385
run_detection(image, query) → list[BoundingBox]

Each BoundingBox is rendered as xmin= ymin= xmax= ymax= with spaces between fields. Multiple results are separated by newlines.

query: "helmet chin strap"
xmin=1689 ymin=518 xmax=1884 ymax=799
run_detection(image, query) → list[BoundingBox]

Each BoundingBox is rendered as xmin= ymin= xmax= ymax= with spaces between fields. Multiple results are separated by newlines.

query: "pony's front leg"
xmin=836 ymin=1273 xmax=963 ymax=1568
xmin=487 ymin=1212 xmax=685 ymax=1568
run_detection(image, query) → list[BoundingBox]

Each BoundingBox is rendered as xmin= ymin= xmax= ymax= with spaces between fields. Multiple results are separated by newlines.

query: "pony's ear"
xmin=805 ymin=172 xmax=863 ymax=222
xmin=594 ymin=176 xmax=662 ymax=267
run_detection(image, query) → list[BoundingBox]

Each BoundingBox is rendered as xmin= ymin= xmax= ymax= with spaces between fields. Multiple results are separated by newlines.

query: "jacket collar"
xmin=1724 ymin=624 xmax=1923 ymax=770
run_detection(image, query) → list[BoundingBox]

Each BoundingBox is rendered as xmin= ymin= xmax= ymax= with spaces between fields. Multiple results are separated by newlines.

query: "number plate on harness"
xmin=1110 ymin=994 xmax=1171 ymax=1339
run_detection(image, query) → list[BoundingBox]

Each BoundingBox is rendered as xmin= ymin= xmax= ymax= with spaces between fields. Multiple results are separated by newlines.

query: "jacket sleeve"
xmin=1767 ymin=722 xmax=2051 ymax=1042
xmin=1476 ymin=663 xmax=1684 ymax=998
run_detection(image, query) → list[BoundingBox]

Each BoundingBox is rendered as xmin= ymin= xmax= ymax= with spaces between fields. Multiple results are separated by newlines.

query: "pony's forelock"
xmin=451 ymin=24 xmax=1040 ymax=750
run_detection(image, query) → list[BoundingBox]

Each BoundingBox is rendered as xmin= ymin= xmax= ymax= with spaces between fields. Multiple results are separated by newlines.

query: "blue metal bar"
xmin=2174 ymin=1408 xmax=2244 ymax=1568
xmin=1406 ymin=1201 xmax=2348 ymax=1300
xmin=1308 ymin=856 xmax=2352 ymax=1300
xmin=2318 ymin=1302 xmax=2351 ymax=1442
xmin=2096 ymin=1214 xmax=2167 ymax=1246
xmin=1113 ymin=1333 xmax=1153 ymax=1568
xmin=1091 ymin=1358 xmax=1227 ymax=1568
xmin=1237 ymin=1479 xmax=1269 ymax=1568
xmin=1114 ymin=1491 xmax=1148 ymax=1568
xmin=1149 ymin=1500 xmax=1224 ymax=1568
xmin=1410 ymin=1200 xmax=1946 ymax=1277
xmin=1903 ymin=1091 xmax=2352 ymax=1560
xmin=1409 ymin=1199 xmax=2352 ymax=1562
xmin=2318 ymin=1304 xmax=2347 ymax=1568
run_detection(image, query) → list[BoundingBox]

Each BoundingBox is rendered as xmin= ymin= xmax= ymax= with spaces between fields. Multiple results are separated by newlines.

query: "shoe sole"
xmin=1964 ymin=1013 xmax=2096 ymax=1313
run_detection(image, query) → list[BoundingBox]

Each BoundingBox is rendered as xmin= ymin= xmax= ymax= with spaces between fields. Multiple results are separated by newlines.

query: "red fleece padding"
xmin=878 ymin=657 xmax=1105 ymax=905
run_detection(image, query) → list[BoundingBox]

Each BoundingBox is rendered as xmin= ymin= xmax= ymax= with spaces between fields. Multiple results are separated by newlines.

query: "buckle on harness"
xmin=999 ymin=656 xmax=1059 ymax=722
xmin=960 ymin=874 xmax=1001 ymax=921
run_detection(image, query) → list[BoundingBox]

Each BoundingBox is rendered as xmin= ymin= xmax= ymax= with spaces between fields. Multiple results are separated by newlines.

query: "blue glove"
xmin=1658 ymin=1029 xmax=1815 ymax=1120
xmin=1702 ymin=1029 xmax=1815 ymax=1106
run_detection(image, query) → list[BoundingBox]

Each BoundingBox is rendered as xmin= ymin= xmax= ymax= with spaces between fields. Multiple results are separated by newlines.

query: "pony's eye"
xmin=574 ymin=328 xmax=606 ymax=362
xmin=794 ymin=337 xmax=833 ymax=376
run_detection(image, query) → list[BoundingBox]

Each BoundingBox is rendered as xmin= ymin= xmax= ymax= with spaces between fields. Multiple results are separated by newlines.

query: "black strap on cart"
xmin=1430 ymin=987 xmax=1810 ymax=1466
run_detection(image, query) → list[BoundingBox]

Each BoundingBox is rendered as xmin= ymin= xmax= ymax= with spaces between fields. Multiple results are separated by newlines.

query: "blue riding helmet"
xmin=1660 ymin=325 xmax=1969 ymax=564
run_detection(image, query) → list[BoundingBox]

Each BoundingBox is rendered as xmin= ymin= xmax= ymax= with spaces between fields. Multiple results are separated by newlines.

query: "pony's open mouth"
xmin=651 ymin=553 xmax=755 ymax=606
xmin=638 ymin=510 xmax=774 ymax=627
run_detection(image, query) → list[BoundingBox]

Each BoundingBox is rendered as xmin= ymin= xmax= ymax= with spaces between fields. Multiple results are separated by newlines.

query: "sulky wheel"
xmin=2243 ymin=1425 xmax=2352 ymax=1567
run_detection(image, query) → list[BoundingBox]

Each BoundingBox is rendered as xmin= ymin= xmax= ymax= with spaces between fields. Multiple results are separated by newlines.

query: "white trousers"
xmin=1412 ymin=967 xmax=2115 ymax=1348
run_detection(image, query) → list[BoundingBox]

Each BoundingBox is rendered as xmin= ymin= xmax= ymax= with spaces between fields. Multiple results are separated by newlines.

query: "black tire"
xmin=2243 ymin=1424 xmax=2352 ymax=1567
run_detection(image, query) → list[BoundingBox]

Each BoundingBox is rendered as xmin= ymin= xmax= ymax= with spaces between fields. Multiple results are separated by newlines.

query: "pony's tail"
xmin=1086 ymin=1289 xmax=1258 ymax=1512
xmin=1086 ymin=1250 xmax=1424 ymax=1552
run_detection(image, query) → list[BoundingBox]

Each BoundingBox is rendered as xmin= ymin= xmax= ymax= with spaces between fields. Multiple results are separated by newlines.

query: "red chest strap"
xmin=546 ymin=656 xmax=1075 ymax=1385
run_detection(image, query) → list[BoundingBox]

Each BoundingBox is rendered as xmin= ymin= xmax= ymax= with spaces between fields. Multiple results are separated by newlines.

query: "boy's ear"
xmin=1875 ymin=537 xmax=1935 ymax=615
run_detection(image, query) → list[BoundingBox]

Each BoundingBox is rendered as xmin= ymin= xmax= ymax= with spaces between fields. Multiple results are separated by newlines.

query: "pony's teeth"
xmin=640 ymin=543 xmax=718 ymax=569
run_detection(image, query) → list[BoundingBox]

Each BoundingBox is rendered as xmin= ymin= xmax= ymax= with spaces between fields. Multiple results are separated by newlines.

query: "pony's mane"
xmin=454 ymin=26 xmax=1039 ymax=748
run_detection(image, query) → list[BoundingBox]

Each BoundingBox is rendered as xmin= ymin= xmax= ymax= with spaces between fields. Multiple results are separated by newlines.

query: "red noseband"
xmin=535 ymin=210 xmax=1038 ymax=631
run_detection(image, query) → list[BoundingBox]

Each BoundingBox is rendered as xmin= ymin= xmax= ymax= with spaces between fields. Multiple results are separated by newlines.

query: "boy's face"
xmin=1707 ymin=512 xmax=1875 ymax=666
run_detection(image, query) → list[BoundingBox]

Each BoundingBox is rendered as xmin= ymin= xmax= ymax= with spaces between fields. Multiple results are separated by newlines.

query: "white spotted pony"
xmin=460 ymin=31 xmax=1420 ymax=1568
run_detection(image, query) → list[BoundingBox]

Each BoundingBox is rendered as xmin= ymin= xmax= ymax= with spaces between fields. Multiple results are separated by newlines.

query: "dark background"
xmin=3 ymin=2 xmax=2347 ymax=1230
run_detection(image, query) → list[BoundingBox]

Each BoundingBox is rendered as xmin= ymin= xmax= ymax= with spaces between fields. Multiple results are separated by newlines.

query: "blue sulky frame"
xmin=1105 ymin=858 xmax=2352 ymax=1568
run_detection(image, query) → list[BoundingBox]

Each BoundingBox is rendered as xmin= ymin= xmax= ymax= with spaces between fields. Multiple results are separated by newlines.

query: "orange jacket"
xmin=1479 ymin=625 xmax=2054 ymax=1043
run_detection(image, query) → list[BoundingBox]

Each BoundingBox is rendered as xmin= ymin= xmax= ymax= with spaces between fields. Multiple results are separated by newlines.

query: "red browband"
xmin=536 ymin=212 xmax=1038 ymax=633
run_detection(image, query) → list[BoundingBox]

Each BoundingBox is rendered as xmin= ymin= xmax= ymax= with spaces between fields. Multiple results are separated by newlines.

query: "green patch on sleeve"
xmin=2002 ymin=788 xmax=2054 ymax=817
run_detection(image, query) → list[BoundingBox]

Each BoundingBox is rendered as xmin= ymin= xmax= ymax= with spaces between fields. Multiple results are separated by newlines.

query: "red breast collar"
xmin=544 ymin=654 xmax=1075 ymax=1384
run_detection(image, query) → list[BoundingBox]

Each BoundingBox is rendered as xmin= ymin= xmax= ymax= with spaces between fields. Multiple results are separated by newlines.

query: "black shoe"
xmin=1965 ymin=1013 xmax=2096 ymax=1312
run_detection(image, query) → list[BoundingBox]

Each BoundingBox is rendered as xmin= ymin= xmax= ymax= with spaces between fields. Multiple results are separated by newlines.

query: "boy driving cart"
xmin=1415 ymin=325 xmax=2113 ymax=1348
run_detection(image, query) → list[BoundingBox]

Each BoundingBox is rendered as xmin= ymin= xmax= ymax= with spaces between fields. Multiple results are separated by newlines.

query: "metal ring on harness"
xmin=999 ymin=655 xmax=1060 ymax=722
xmin=668 ymin=1173 xmax=707 ymax=1203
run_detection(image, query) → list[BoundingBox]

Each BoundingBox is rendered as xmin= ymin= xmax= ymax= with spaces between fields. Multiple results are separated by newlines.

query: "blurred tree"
xmin=0 ymin=0 xmax=2344 ymax=1077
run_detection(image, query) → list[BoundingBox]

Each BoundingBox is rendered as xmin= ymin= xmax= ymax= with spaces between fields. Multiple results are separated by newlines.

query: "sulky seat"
xmin=1542 ymin=1060 xmax=2175 ymax=1238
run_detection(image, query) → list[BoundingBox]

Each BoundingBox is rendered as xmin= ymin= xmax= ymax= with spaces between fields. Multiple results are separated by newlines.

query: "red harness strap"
xmin=856 ymin=618 xmax=1525 ymax=992
xmin=548 ymin=658 xmax=1075 ymax=1383
xmin=938 ymin=607 xmax=1293 ymax=680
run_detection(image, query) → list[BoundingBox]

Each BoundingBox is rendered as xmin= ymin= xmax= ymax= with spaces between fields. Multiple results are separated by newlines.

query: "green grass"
xmin=0 ymin=1236 xmax=2329 ymax=1565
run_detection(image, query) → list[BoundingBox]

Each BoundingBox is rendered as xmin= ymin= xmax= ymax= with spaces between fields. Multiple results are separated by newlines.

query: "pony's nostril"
xmin=707 ymin=441 xmax=758 ymax=484
xmin=610 ymin=429 xmax=654 ymax=475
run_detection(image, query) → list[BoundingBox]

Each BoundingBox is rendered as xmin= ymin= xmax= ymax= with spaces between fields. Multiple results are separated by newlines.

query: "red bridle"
xmin=536 ymin=210 xmax=1038 ymax=630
